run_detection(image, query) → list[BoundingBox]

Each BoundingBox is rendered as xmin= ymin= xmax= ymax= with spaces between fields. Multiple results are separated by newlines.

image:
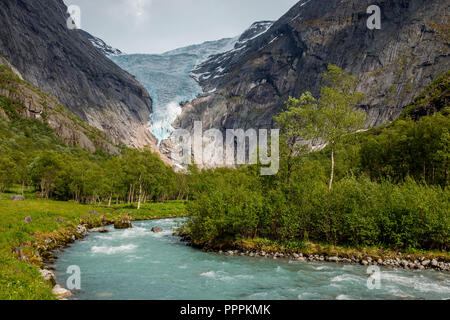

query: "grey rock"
xmin=431 ymin=259 xmax=438 ymax=267
xmin=40 ymin=269 xmax=56 ymax=286
xmin=151 ymin=227 xmax=164 ymax=233
xmin=23 ymin=216 xmax=32 ymax=224
xmin=52 ymin=285 xmax=71 ymax=298
xmin=10 ymin=195 xmax=25 ymax=201
xmin=168 ymin=0 xmax=449 ymax=165
xmin=328 ymin=256 xmax=339 ymax=262
xmin=0 ymin=0 xmax=154 ymax=149
xmin=76 ymin=225 xmax=88 ymax=235
xmin=114 ymin=218 xmax=132 ymax=230
xmin=89 ymin=227 xmax=108 ymax=233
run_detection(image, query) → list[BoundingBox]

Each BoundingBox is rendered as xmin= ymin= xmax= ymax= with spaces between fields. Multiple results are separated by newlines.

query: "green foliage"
xmin=360 ymin=111 xmax=450 ymax=186
xmin=0 ymin=95 xmax=186 ymax=205
xmin=184 ymin=69 xmax=449 ymax=253
xmin=275 ymin=65 xmax=366 ymax=190
xmin=185 ymin=168 xmax=265 ymax=247
xmin=0 ymin=193 xmax=186 ymax=300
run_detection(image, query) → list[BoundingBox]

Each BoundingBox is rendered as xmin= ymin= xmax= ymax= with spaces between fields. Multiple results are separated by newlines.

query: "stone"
xmin=10 ymin=195 xmax=25 ymax=201
xmin=40 ymin=269 xmax=56 ymax=286
xmin=151 ymin=227 xmax=164 ymax=233
xmin=89 ymin=227 xmax=108 ymax=233
xmin=114 ymin=215 xmax=132 ymax=229
xmin=361 ymin=260 xmax=369 ymax=266
xmin=328 ymin=256 xmax=339 ymax=262
xmin=52 ymin=285 xmax=71 ymax=298
xmin=23 ymin=216 xmax=32 ymax=224
xmin=431 ymin=259 xmax=438 ymax=267
xmin=76 ymin=225 xmax=87 ymax=235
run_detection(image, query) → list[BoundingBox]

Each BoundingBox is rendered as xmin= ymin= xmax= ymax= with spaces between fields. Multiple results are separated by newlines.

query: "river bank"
xmin=0 ymin=195 xmax=186 ymax=300
xmin=182 ymin=236 xmax=450 ymax=273
xmin=53 ymin=218 xmax=450 ymax=300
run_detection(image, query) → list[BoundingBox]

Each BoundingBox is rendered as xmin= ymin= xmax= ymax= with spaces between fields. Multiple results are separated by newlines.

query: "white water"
xmin=53 ymin=219 xmax=450 ymax=300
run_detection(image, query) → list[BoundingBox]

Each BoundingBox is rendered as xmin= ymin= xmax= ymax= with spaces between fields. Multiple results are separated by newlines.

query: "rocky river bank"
xmin=203 ymin=248 xmax=450 ymax=273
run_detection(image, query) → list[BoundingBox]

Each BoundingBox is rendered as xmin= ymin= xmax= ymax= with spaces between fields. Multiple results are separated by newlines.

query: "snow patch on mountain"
xmin=80 ymin=30 xmax=124 ymax=57
xmin=190 ymin=21 xmax=274 ymax=88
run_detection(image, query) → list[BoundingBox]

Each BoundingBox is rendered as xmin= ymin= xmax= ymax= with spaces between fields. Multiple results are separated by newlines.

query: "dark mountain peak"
xmin=79 ymin=30 xmax=124 ymax=57
xmin=0 ymin=0 xmax=155 ymax=149
xmin=174 ymin=0 xmax=449 ymax=136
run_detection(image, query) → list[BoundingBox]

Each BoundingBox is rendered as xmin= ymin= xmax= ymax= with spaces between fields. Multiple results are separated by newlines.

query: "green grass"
xmin=0 ymin=189 xmax=186 ymax=300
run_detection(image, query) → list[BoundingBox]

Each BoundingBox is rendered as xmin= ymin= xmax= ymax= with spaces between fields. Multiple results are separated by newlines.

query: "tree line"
xmin=183 ymin=65 xmax=450 ymax=252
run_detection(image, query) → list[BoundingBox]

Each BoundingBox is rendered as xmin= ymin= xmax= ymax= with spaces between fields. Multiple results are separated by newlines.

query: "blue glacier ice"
xmin=110 ymin=37 xmax=238 ymax=143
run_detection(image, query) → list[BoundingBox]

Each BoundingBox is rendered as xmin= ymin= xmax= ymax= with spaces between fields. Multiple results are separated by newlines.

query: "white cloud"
xmin=63 ymin=0 xmax=299 ymax=54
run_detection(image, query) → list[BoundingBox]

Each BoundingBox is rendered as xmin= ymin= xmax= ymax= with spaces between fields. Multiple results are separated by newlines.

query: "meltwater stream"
xmin=53 ymin=219 xmax=450 ymax=300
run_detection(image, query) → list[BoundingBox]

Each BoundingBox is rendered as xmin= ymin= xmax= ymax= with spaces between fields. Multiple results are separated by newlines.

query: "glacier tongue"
xmin=109 ymin=21 xmax=274 ymax=144
xmin=110 ymin=37 xmax=238 ymax=143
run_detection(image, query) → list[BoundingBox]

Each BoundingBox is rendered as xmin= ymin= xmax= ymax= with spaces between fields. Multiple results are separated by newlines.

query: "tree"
xmin=0 ymin=156 xmax=17 ymax=192
xmin=274 ymin=93 xmax=314 ymax=189
xmin=277 ymin=64 xmax=366 ymax=190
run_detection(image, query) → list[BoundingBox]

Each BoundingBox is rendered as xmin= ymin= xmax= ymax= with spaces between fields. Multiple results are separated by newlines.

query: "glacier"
xmin=110 ymin=37 xmax=238 ymax=143
xmin=110 ymin=21 xmax=274 ymax=144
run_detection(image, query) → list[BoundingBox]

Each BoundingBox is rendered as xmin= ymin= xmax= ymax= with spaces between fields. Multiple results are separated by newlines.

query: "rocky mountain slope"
xmin=0 ymin=0 xmax=155 ymax=149
xmin=0 ymin=56 xmax=119 ymax=154
xmin=80 ymin=30 xmax=124 ymax=57
xmin=174 ymin=0 xmax=449 ymax=134
xmin=110 ymin=35 xmax=247 ymax=143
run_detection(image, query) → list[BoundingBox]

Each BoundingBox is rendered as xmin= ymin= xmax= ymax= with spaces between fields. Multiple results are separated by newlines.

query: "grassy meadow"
xmin=0 ymin=187 xmax=186 ymax=300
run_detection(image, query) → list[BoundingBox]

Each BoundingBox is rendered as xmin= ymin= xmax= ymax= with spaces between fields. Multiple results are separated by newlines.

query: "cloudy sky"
xmin=63 ymin=0 xmax=299 ymax=54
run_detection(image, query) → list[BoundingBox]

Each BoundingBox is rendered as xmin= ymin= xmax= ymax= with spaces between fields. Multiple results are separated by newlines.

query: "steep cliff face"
xmin=80 ymin=30 xmax=124 ymax=57
xmin=0 ymin=56 xmax=120 ymax=154
xmin=175 ymin=0 xmax=449 ymax=133
xmin=0 ymin=0 xmax=155 ymax=149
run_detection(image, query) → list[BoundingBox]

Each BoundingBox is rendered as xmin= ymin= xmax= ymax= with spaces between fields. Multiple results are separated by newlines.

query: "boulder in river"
xmin=151 ymin=227 xmax=163 ymax=233
xmin=10 ymin=195 xmax=25 ymax=201
xmin=89 ymin=227 xmax=108 ymax=233
xmin=52 ymin=284 xmax=71 ymax=298
xmin=114 ymin=215 xmax=132 ymax=229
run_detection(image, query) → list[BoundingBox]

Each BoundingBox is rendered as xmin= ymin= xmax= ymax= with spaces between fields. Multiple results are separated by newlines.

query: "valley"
xmin=0 ymin=0 xmax=448 ymax=302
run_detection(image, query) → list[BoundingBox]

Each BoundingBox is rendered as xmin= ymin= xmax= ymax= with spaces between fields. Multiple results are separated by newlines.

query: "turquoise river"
xmin=53 ymin=219 xmax=450 ymax=300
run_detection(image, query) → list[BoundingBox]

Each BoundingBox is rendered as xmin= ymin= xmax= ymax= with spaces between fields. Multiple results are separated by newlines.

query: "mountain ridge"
xmin=174 ymin=0 xmax=449 ymax=137
xmin=0 ymin=0 xmax=156 ymax=149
